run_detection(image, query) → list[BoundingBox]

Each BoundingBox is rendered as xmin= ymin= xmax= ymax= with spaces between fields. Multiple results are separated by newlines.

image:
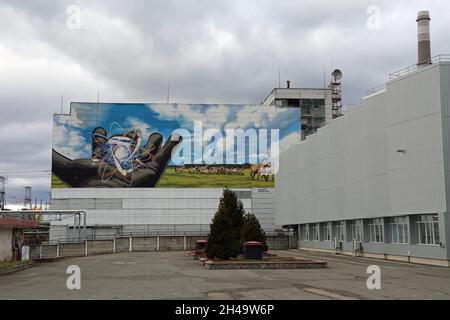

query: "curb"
xmin=0 ymin=262 xmax=35 ymax=276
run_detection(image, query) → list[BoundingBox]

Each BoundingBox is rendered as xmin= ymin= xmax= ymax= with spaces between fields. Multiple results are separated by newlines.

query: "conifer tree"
xmin=206 ymin=189 xmax=245 ymax=260
xmin=240 ymin=213 xmax=268 ymax=252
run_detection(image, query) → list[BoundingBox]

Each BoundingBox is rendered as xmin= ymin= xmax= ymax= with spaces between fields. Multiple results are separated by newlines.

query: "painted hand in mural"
xmin=52 ymin=128 xmax=182 ymax=188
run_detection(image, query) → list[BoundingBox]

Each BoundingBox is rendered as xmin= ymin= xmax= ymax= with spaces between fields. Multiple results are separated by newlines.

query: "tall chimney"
xmin=417 ymin=10 xmax=432 ymax=67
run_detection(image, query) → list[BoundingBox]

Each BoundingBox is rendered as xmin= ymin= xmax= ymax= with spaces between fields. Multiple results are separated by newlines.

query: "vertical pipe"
xmin=417 ymin=11 xmax=432 ymax=67
xmin=129 ymin=237 xmax=133 ymax=252
xmin=83 ymin=211 xmax=87 ymax=239
xmin=85 ymin=240 xmax=88 ymax=256
xmin=157 ymin=235 xmax=160 ymax=251
xmin=113 ymin=237 xmax=116 ymax=254
xmin=183 ymin=236 xmax=187 ymax=251
xmin=56 ymin=243 xmax=60 ymax=259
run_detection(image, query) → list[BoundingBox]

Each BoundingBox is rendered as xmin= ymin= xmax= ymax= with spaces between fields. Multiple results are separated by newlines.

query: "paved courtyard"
xmin=1 ymin=250 xmax=450 ymax=300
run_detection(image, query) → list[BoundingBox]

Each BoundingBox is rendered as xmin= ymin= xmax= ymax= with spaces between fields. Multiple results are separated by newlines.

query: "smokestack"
xmin=417 ymin=10 xmax=432 ymax=67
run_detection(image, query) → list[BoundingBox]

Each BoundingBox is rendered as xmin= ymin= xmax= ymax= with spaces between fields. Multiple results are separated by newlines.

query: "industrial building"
xmin=262 ymin=86 xmax=333 ymax=139
xmin=276 ymin=11 xmax=450 ymax=266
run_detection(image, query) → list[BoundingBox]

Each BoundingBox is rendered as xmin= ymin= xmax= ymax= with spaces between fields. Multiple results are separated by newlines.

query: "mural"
xmin=52 ymin=103 xmax=301 ymax=188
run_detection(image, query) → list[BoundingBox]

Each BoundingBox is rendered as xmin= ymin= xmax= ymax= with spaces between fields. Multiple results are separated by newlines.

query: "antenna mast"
xmin=166 ymin=80 xmax=170 ymax=104
xmin=60 ymin=89 xmax=64 ymax=114
xmin=330 ymin=69 xmax=343 ymax=119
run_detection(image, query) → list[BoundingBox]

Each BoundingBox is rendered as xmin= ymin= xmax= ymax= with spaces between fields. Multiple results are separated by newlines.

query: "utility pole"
xmin=0 ymin=176 xmax=6 ymax=210
xmin=166 ymin=80 xmax=170 ymax=104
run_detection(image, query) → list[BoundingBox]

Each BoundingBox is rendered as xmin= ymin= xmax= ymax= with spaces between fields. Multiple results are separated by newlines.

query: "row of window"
xmin=299 ymin=215 xmax=441 ymax=246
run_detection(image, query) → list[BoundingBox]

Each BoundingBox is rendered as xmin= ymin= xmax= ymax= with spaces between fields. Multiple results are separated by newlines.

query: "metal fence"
xmin=31 ymin=234 xmax=297 ymax=260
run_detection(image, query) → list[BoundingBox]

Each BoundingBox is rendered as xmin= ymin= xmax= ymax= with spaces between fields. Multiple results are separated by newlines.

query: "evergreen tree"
xmin=206 ymin=189 xmax=245 ymax=260
xmin=240 ymin=213 xmax=268 ymax=252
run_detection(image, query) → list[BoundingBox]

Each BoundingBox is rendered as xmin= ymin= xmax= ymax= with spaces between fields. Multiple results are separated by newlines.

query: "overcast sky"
xmin=1 ymin=0 xmax=449 ymax=204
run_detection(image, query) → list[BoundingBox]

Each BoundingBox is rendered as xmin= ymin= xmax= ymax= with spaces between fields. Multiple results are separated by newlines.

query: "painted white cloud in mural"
xmin=147 ymin=103 xmax=233 ymax=130
xmin=53 ymin=117 xmax=90 ymax=159
xmin=125 ymin=116 xmax=158 ymax=139
xmin=279 ymin=131 xmax=301 ymax=152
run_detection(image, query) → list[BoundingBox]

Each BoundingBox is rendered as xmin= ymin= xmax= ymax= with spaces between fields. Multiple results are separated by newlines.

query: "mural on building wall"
xmin=52 ymin=103 xmax=301 ymax=188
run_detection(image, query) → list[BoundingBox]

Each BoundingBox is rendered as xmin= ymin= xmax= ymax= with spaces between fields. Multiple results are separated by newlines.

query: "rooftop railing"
xmin=389 ymin=54 xmax=450 ymax=80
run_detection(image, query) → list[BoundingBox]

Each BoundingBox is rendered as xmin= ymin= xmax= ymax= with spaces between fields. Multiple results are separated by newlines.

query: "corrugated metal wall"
xmin=276 ymin=63 xmax=448 ymax=226
xmin=52 ymin=188 xmax=277 ymax=232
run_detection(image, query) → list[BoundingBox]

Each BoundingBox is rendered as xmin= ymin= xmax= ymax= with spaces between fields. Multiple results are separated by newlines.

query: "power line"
xmin=0 ymin=170 xmax=51 ymax=178
xmin=0 ymin=170 xmax=50 ymax=174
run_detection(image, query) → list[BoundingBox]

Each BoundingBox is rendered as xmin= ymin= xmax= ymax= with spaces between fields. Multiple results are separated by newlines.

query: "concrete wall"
xmin=59 ymin=243 xmax=85 ymax=258
xmin=251 ymin=189 xmax=276 ymax=231
xmin=0 ymin=228 xmax=12 ymax=261
xmin=132 ymin=237 xmax=157 ymax=251
xmin=87 ymin=240 xmax=114 ymax=255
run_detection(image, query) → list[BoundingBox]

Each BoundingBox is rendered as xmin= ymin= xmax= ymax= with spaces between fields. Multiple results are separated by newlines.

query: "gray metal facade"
xmin=275 ymin=61 xmax=450 ymax=265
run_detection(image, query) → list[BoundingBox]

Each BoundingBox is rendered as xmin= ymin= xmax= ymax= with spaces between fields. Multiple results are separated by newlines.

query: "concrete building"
xmin=0 ymin=217 xmax=39 ymax=261
xmin=262 ymin=86 xmax=333 ymax=139
xmin=275 ymin=56 xmax=450 ymax=266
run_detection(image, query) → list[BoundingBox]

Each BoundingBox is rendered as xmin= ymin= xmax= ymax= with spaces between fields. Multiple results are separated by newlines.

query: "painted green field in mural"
xmin=52 ymin=174 xmax=69 ymax=189
xmin=158 ymin=168 xmax=274 ymax=188
xmin=52 ymin=169 xmax=274 ymax=189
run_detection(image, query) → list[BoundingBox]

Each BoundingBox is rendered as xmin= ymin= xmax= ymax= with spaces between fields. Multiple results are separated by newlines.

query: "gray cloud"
xmin=1 ymin=0 xmax=449 ymax=202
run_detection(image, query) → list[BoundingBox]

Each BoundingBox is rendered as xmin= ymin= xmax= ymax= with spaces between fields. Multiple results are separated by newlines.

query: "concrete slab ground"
xmin=0 ymin=250 xmax=449 ymax=300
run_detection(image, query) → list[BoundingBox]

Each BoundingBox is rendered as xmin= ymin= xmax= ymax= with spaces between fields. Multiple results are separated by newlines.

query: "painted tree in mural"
xmin=240 ymin=213 xmax=268 ymax=252
xmin=206 ymin=189 xmax=245 ymax=260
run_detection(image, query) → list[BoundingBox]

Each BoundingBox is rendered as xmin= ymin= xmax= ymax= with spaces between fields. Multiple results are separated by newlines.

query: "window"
xmin=417 ymin=215 xmax=440 ymax=245
xmin=300 ymin=98 xmax=325 ymax=108
xmin=350 ymin=220 xmax=363 ymax=242
xmin=335 ymin=222 xmax=345 ymax=242
xmin=369 ymin=218 xmax=384 ymax=243
xmin=311 ymin=224 xmax=320 ymax=241
xmin=323 ymin=224 xmax=332 ymax=241
xmin=301 ymin=225 xmax=310 ymax=241
xmin=390 ymin=217 xmax=409 ymax=244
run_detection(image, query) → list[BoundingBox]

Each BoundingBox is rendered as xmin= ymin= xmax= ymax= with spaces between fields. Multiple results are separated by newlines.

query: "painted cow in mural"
xmin=259 ymin=164 xmax=275 ymax=181
xmin=250 ymin=160 xmax=274 ymax=181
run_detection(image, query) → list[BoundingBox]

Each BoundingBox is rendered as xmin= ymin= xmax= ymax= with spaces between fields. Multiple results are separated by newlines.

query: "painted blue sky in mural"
xmin=53 ymin=103 xmax=301 ymax=165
